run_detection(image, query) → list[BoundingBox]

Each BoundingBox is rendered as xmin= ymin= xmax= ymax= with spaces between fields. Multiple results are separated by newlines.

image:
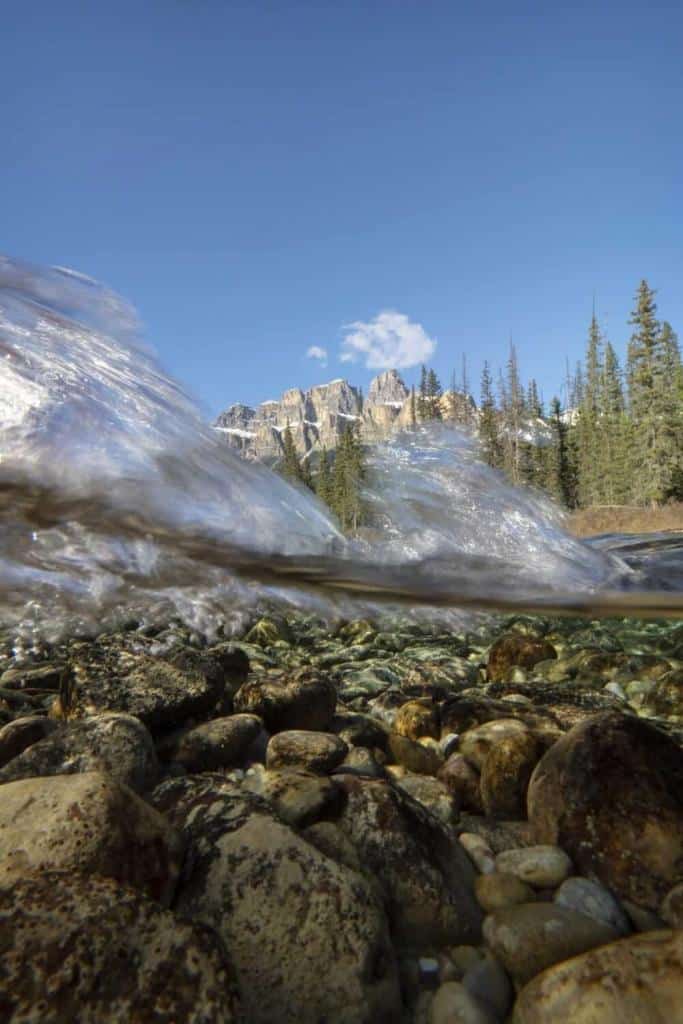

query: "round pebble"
xmin=495 ymin=845 xmax=572 ymax=887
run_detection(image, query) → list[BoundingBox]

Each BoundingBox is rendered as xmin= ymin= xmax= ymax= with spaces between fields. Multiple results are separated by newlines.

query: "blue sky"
xmin=3 ymin=1 xmax=682 ymax=417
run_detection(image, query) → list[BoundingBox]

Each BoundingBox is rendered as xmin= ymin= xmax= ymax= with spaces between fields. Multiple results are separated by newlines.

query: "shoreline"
xmin=568 ymin=503 xmax=683 ymax=537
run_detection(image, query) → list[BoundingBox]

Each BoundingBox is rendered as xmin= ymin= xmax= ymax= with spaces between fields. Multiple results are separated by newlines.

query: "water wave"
xmin=0 ymin=256 xmax=680 ymax=644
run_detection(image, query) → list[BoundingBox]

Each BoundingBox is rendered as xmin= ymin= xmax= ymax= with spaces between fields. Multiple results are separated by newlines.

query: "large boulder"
xmin=527 ymin=711 xmax=683 ymax=910
xmin=512 ymin=929 xmax=683 ymax=1023
xmin=335 ymin=777 xmax=483 ymax=951
xmin=0 ymin=713 xmax=158 ymax=793
xmin=0 ymin=772 xmax=183 ymax=906
xmin=151 ymin=775 xmax=401 ymax=1023
xmin=233 ymin=668 xmax=336 ymax=733
xmin=480 ymin=731 xmax=542 ymax=818
xmin=57 ymin=648 xmax=225 ymax=733
xmin=0 ymin=716 xmax=56 ymax=769
xmin=0 ymin=870 xmax=241 ymax=1023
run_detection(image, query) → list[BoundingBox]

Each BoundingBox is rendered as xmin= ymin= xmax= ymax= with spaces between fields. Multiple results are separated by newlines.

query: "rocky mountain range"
xmin=214 ymin=369 xmax=477 ymax=462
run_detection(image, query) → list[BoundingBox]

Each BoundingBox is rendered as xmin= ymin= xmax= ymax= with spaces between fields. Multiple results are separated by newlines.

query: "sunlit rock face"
xmin=214 ymin=368 xmax=477 ymax=461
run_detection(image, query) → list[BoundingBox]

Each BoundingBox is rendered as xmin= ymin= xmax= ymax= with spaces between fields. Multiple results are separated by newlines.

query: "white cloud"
xmin=340 ymin=310 xmax=436 ymax=369
xmin=306 ymin=345 xmax=328 ymax=366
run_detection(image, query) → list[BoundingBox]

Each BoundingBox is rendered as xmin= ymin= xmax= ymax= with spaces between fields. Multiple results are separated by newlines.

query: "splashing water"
xmin=0 ymin=256 xmax=681 ymax=645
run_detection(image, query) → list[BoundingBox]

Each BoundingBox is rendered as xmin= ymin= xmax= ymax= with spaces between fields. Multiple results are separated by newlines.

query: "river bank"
xmin=569 ymin=503 xmax=683 ymax=537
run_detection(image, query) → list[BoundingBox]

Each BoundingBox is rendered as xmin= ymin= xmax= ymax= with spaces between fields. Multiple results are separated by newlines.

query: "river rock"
xmin=495 ymin=845 xmax=572 ymax=887
xmin=660 ymin=881 xmax=683 ymax=927
xmin=157 ymin=714 xmax=263 ymax=772
xmin=332 ymin=711 xmax=390 ymax=750
xmin=483 ymin=902 xmax=619 ymax=986
xmin=0 ymin=772 xmax=183 ymax=905
xmin=0 ymin=715 xmax=56 ymax=768
xmin=438 ymin=753 xmax=483 ymax=813
xmin=527 ymin=710 xmax=683 ymax=909
xmin=266 ymin=729 xmax=348 ymax=773
xmin=233 ymin=668 xmax=336 ymax=733
xmin=60 ymin=648 xmax=225 ymax=733
xmin=487 ymin=634 xmax=557 ymax=683
xmin=242 ymin=764 xmax=344 ymax=827
xmin=512 ymin=929 xmax=683 ymax=1023
xmin=0 ymin=712 xmax=158 ymax=793
xmin=459 ymin=833 xmax=496 ymax=874
xmin=463 ymin=952 xmax=513 ymax=1019
xmin=480 ymin=730 xmax=542 ymax=818
xmin=388 ymin=732 xmax=443 ymax=775
xmin=394 ymin=774 xmax=457 ymax=824
xmin=394 ymin=699 xmax=440 ymax=741
xmin=459 ymin=719 xmax=532 ymax=771
xmin=555 ymin=876 xmax=631 ymax=935
xmin=475 ymin=871 xmax=534 ymax=912
xmin=336 ymin=777 xmax=483 ymax=951
xmin=429 ymin=982 xmax=497 ymax=1024
xmin=151 ymin=775 xmax=401 ymax=1023
xmin=0 ymin=870 xmax=241 ymax=1023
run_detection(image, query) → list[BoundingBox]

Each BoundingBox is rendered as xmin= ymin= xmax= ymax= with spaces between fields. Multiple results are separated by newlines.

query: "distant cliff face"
xmin=214 ymin=369 xmax=477 ymax=462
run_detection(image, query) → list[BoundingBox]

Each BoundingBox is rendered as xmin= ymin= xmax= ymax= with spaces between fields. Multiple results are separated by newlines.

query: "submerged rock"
xmin=156 ymin=713 xmax=263 ymax=772
xmin=483 ymin=902 xmax=619 ymax=986
xmin=486 ymin=634 xmax=557 ymax=683
xmin=151 ymin=775 xmax=401 ymax=1024
xmin=512 ymin=929 xmax=683 ymax=1023
xmin=265 ymin=729 xmax=348 ymax=773
xmin=0 ymin=772 xmax=183 ymax=906
xmin=0 ymin=870 xmax=241 ymax=1023
xmin=0 ymin=712 xmax=158 ymax=793
xmin=527 ymin=711 xmax=683 ymax=910
xmin=336 ymin=777 xmax=483 ymax=950
xmin=233 ymin=668 xmax=336 ymax=733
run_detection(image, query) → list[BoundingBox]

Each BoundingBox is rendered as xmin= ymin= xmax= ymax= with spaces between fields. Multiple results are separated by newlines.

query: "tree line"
xmin=278 ymin=279 xmax=683 ymax=527
xmin=416 ymin=279 xmax=683 ymax=509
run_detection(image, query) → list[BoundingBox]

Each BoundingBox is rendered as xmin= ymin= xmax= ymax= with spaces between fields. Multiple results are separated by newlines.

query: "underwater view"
xmin=0 ymin=257 xmax=682 ymax=1022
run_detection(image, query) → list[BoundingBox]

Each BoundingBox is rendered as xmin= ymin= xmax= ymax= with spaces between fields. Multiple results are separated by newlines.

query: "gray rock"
xmin=495 ymin=845 xmax=572 ymax=888
xmin=0 ymin=772 xmax=184 ymax=906
xmin=242 ymin=764 xmax=343 ymax=827
xmin=463 ymin=952 xmax=513 ymax=1019
xmin=555 ymin=876 xmax=631 ymax=935
xmin=150 ymin=775 xmax=401 ymax=1023
xmin=429 ymin=982 xmax=498 ymax=1024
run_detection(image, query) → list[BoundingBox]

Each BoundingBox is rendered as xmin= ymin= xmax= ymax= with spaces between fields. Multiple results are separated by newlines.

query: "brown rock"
xmin=459 ymin=719 xmax=532 ymax=772
xmin=475 ymin=872 xmax=534 ymax=913
xmin=438 ymin=754 xmax=482 ymax=813
xmin=527 ymin=711 xmax=683 ymax=910
xmin=234 ymin=668 xmax=336 ymax=733
xmin=480 ymin=731 xmax=542 ymax=818
xmin=388 ymin=732 xmax=443 ymax=776
xmin=266 ymin=729 xmax=348 ymax=773
xmin=0 ymin=870 xmax=241 ymax=1023
xmin=512 ymin=929 xmax=683 ymax=1024
xmin=487 ymin=634 xmax=557 ymax=683
xmin=483 ymin=902 xmax=618 ymax=986
xmin=394 ymin=700 xmax=440 ymax=741
xmin=157 ymin=713 xmax=263 ymax=772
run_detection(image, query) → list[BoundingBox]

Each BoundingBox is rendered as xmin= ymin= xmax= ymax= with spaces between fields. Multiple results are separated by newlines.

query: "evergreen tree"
xmin=627 ymin=280 xmax=680 ymax=504
xmin=479 ymin=361 xmax=502 ymax=468
xmin=426 ymin=368 xmax=443 ymax=420
xmin=417 ymin=364 xmax=428 ymax=420
xmin=545 ymin=397 xmax=573 ymax=505
xmin=409 ymin=385 xmax=417 ymax=428
xmin=576 ymin=313 xmax=603 ymax=507
xmin=281 ymin=422 xmax=305 ymax=484
xmin=316 ymin=447 xmax=334 ymax=506
xmin=600 ymin=342 xmax=630 ymax=505
xmin=332 ymin=424 xmax=367 ymax=532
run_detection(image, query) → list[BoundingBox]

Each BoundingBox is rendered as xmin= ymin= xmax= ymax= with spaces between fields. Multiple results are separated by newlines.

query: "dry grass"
xmin=568 ymin=503 xmax=683 ymax=537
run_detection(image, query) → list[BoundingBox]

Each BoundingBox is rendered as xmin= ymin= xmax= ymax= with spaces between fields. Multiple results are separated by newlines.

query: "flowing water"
xmin=1 ymin=255 xmax=682 ymax=648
